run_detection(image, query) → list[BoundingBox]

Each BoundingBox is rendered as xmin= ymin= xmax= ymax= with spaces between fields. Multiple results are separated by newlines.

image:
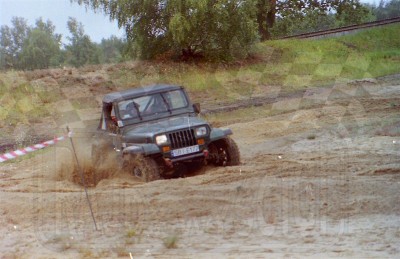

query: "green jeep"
xmin=92 ymin=84 xmax=240 ymax=181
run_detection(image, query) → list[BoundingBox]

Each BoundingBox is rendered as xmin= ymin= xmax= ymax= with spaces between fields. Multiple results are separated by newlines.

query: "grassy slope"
xmin=120 ymin=23 xmax=400 ymax=96
xmin=0 ymin=23 xmax=399 ymax=137
xmin=258 ymin=23 xmax=400 ymax=88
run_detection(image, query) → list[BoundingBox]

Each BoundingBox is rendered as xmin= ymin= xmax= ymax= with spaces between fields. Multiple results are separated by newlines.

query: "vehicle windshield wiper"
xmin=161 ymin=93 xmax=172 ymax=114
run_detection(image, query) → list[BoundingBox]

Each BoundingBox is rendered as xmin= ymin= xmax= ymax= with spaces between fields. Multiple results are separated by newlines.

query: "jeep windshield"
xmin=116 ymin=89 xmax=189 ymax=121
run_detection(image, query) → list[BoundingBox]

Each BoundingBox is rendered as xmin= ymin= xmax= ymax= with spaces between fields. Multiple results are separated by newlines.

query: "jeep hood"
xmin=122 ymin=115 xmax=207 ymax=142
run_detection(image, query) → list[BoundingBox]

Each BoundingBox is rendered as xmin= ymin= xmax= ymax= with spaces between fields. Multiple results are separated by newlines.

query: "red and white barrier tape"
xmin=0 ymin=132 xmax=72 ymax=163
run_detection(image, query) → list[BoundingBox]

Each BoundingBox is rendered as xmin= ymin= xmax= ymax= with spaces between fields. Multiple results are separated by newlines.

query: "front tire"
xmin=208 ymin=137 xmax=241 ymax=166
xmin=124 ymin=155 xmax=161 ymax=182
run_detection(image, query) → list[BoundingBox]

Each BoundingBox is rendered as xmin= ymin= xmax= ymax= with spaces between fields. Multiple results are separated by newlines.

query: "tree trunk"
xmin=267 ymin=0 xmax=276 ymax=30
xmin=257 ymin=0 xmax=276 ymax=41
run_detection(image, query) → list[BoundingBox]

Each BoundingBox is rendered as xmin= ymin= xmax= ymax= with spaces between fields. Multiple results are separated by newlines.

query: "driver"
xmin=125 ymin=102 xmax=139 ymax=118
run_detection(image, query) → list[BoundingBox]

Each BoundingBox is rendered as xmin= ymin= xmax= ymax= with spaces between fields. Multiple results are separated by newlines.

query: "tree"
xmin=335 ymin=0 xmax=374 ymax=27
xmin=257 ymin=0 xmax=276 ymax=41
xmin=73 ymin=0 xmax=259 ymax=61
xmin=257 ymin=0 xmax=374 ymax=39
xmin=370 ymin=0 xmax=400 ymax=20
xmin=271 ymin=10 xmax=336 ymax=37
xmin=19 ymin=18 xmax=62 ymax=70
xmin=167 ymin=0 xmax=258 ymax=60
xmin=65 ymin=17 xmax=99 ymax=67
xmin=99 ymin=35 xmax=128 ymax=63
xmin=0 ymin=26 xmax=13 ymax=69
xmin=0 ymin=17 xmax=30 ymax=69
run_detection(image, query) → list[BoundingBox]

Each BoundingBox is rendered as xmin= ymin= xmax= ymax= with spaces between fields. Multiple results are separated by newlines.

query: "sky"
xmin=0 ymin=0 xmax=125 ymax=43
xmin=0 ymin=0 xmax=380 ymax=44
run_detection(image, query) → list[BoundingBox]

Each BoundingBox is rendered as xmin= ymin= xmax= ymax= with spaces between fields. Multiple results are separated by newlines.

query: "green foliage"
xmin=0 ymin=0 xmax=394 ymax=67
xmin=335 ymin=0 xmax=375 ymax=27
xmin=73 ymin=0 xmax=259 ymax=61
xmin=20 ymin=19 xmax=62 ymax=70
xmin=0 ymin=15 xmax=129 ymax=70
xmin=99 ymin=36 xmax=128 ymax=63
xmin=0 ymin=26 xmax=13 ymax=68
xmin=0 ymin=17 xmax=30 ymax=69
xmin=370 ymin=0 xmax=400 ymax=20
xmin=64 ymin=17 xmax=100 ymax=67
xmin=271 ymin=11 xmax=336 ymax=38
xmin=258 ymin=0 xmax=374 ymax=38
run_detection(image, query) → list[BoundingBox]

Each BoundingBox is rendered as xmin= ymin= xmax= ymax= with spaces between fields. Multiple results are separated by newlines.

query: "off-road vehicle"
xmin=92 ymin=84 xmax=240 ymax=181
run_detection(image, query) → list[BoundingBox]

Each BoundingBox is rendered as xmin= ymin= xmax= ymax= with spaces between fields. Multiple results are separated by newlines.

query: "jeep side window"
xmin=108 ymin=107 xmax=119 ymax=133
xmin=100 ymin=103 xmax=118 ymax=133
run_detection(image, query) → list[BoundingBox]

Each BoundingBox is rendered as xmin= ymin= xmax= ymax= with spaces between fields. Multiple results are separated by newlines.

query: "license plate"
xmin=171 ymin=145 xmax=200 ymax=157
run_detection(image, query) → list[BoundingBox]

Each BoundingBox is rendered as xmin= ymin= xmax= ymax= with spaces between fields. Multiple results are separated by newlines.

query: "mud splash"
xmin=71 ymin=151 xmax=122 ymax=187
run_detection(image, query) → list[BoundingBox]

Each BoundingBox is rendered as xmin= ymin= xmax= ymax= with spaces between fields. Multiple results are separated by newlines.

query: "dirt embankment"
xmin=0 ymin=75 xmax=399 ymax=258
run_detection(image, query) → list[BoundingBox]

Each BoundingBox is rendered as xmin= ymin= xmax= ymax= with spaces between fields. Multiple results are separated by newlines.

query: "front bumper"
xmin=163 ymin=149 xmax=209 ymax=168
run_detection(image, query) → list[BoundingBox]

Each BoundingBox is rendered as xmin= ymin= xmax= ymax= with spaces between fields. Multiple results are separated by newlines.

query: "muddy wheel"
xmin=208 ymin=137 xmax=241 ymax=166
xmin=125 ymin=155 xmax=161 ymax=182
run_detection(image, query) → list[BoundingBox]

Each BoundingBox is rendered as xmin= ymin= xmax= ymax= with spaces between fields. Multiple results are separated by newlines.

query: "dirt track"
xmin=0 ymin=76 xmax=399 ymax=258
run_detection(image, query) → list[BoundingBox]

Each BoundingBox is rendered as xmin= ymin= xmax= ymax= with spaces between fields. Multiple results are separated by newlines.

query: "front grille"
xmin=169 ymin=129 xmax=196 ymax=149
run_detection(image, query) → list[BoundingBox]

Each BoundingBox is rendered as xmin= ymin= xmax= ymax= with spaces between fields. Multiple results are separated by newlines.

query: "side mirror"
xmin=193 ymin=103 xmax=201 ymax=114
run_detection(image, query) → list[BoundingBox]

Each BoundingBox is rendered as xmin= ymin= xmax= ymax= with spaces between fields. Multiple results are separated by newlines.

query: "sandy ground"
xmin=0 ymin=76 xmax=399 ymax=258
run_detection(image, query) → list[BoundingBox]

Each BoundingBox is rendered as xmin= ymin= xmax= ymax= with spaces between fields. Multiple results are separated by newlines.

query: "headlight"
xmin=195 ymin=126 xmax=207 ymax=137
xmin=156 ymin=134 xmax=168 ymax=145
